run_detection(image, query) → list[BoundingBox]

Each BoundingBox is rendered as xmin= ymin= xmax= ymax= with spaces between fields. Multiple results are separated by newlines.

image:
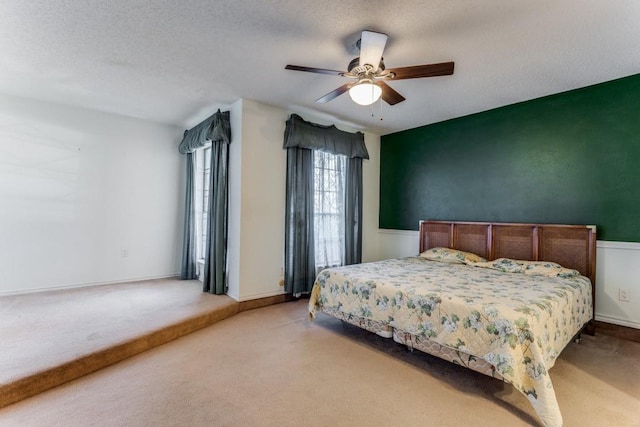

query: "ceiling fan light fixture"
xmin=348 ymin=80 xmax=382 ymax=106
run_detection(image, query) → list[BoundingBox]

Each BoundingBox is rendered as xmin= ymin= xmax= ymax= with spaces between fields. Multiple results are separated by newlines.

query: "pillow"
xmin=420 ymin=247 xmax=486 ymax=265
xmin=474 ymin=258 xmax=526 ymax=274
xmin=474 ymin=258 xmax=581 ymax=277
xmin=518 ymin=260 xmax=581 ymax=278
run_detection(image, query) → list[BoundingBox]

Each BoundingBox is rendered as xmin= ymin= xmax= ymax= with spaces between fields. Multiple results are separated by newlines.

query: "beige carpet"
xmin=0 ymin=300 xmax=638 ymax=427
xmin=0 ymin=278 xmax=239 ymax=408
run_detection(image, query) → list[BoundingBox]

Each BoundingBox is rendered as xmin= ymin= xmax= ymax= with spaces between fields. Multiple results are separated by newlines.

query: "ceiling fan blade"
xmin=378 ymin=81 xmax=405 ymax=105
xmin=359 ymin=31 xmax=388 ymax=71
xmin=386 ymin=61 xmax=455 ymax=80
xmin=315 ymin=83 xmax=353 ymax=103
xmin=285 ymin=64 xmax=345 ymax=76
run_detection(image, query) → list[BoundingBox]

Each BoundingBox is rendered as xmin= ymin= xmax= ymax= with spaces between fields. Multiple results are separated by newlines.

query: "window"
xmin=201 ymin=146 xmax=211 ymax=259
xmin=313 ymin=150 xmax=346 ymax=270
xmin=195 ymin=144 xmax=212 ymax=266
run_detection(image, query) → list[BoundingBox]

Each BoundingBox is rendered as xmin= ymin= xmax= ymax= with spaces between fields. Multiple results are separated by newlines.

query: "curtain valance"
xmin=178 ymin=109 xmax=231 ymax=154
xmin=283 ymin=114 xmax=369 ymax=159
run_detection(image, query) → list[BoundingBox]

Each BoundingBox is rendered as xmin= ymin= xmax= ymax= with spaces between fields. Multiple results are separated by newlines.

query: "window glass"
xmin=195 ymin=144 xmax=212 ymax=265
xmin=201 ymin=146 xmax=211 ymax=259
xmin=313 ymin=150 xmax=346 ymax=270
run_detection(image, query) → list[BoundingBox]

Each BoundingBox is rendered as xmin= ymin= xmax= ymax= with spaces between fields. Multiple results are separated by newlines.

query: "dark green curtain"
xmin=283 ymin=114 xmax=368 ymax=295
xmin=178 ymin=110 xmax=231 ymax=295
xmin=201 ymin=139 xmax=230 ymax=294
xmin=282 ymin=114 xmax=369 ymax=158
xmin=180 ymin=153 xmax=197 ymax=279
xmin=344 ymin=157 xmax=363 ymax=266
xmin=284 ymin=147 xmax=316 ymax=295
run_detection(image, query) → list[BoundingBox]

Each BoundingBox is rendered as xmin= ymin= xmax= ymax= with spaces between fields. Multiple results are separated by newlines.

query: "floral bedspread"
xmin=309 ymin=257 xmax=593 ymax=427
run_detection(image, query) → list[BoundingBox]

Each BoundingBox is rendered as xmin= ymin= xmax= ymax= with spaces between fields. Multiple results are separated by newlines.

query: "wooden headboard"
xmin=420 ymin=220 xmax=597 ymax=333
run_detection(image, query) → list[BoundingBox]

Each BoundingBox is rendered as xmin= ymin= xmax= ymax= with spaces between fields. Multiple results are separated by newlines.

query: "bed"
xmin=309 ymin=220 xmax=596 ymax=427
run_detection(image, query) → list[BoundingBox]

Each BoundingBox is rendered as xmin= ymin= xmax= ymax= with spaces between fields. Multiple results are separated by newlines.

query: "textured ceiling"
xmin=1 ymin=1 xmax=639 ymax=134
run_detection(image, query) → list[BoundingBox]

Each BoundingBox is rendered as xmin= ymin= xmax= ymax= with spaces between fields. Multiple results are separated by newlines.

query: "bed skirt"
xmin=318 ymin=306 xmax=503 ymax=381
xmin=320 ymin=306 xmax=393 ymax=338
xmin=392 ymin=330 xmax=504 ymax=380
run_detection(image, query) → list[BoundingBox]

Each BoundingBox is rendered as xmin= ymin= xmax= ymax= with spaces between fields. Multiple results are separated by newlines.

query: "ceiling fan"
xmin=285 ymin=30 xmax=454 ymax=106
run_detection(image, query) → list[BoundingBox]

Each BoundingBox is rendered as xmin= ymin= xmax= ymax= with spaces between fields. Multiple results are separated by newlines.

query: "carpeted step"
xmin=0 ymin=279 xmax=243 ymax=408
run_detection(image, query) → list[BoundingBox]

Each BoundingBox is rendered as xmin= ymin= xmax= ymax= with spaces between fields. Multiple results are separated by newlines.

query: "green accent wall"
xmin=380 ymin=73 xmax=640 ymax=242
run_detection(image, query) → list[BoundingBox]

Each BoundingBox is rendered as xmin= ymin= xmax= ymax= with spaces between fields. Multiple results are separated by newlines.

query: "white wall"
xmin=226 ymin=99 xmax=381 ymax=301
xmin=361 ymin=133 xmax=380 ymax=263
xmin=376 ymin=229 xmax=640 ymax=329
xmin=226 ymin=99 xmax=244 ymax=300
xmin=233 ymin=99 xmax=287 ymax=301
xmin=0 ymin=94 xmax=184 ymax=293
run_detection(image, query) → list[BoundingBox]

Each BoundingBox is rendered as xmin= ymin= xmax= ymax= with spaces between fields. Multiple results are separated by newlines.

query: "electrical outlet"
xmin=618 ymin=288 xmax=630 ymax=302
xmin=121 ymin=249 xmax=129 ymax=258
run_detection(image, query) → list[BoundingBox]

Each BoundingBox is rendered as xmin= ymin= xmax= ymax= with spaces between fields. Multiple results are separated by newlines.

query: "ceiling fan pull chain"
xmin=370 ymin=83 xmax=376 ymax=117
xmin=371 ymin=88 xmax=375 ymax=118
xmin=370 ymin=90 xmax=383 ymax=121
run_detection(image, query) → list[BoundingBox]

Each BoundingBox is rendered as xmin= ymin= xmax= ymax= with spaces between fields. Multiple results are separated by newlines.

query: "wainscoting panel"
xmin=595 ymin=241 xmax=640 ymax=329
xmin=377 ymin=229 xmax=421 ymax=260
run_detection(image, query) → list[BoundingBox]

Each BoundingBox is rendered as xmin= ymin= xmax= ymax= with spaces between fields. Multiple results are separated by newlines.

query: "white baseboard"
xmin=0 ymin=274 xmax=181 ymax=297
xmin=595 ymin=314 xmax=640 ymax=330
xmin=234 ymin=288 xmax=286 ymax=302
